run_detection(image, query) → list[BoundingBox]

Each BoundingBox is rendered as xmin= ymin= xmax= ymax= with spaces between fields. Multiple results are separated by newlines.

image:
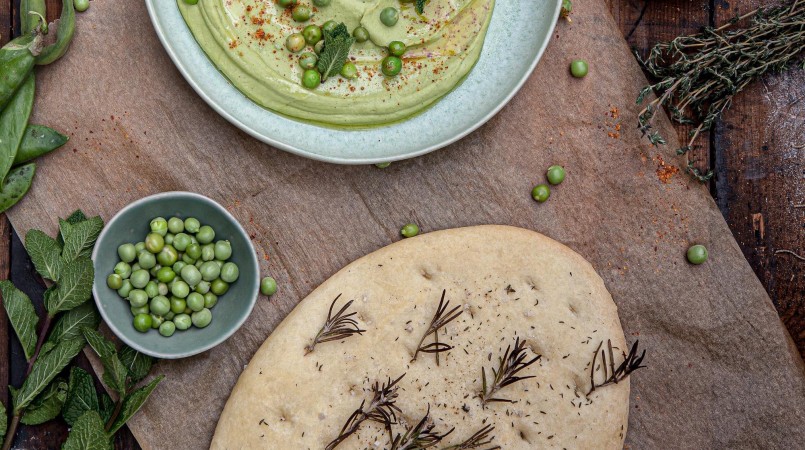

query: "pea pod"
xmin=35 ymin=0 xmax=75 ymax=66
xmin=0 ymin=163 xmax=36 ymax=214
xmin=0 ymin=33 xmax=39 ymax=111
xmin=14 ymin=125 xmax=68 ymax=166
xmin=21 ymin=0 xmax=47 ymax=34
xmin=0 ymin=75 xmax=35 ymax=183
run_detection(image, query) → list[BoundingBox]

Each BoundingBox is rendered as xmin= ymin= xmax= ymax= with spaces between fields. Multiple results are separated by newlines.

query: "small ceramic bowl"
xmin=92 ymin=192 xmax=259 ymax=359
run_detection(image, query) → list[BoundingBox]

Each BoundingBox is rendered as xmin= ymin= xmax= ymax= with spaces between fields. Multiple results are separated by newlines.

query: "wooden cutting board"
xmin=8 ymin=0 xmax=804 ymax=448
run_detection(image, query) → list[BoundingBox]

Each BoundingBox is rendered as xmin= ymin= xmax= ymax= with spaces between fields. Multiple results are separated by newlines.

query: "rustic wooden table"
xmin=0 ymin=0 xmax=802 ymax=448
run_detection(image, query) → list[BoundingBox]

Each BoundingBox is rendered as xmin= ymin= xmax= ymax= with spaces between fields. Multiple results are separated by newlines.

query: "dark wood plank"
xmin=604 ymin=0 xmax=712 ymax=180
xmin=712 ymin=0 xmax=805 ymax=357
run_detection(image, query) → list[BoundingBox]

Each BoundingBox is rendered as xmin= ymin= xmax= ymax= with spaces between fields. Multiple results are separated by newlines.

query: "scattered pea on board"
xmin=686 ymin=244 xmax=708 ymax=265
xmin=108 ymin=216 xmax=241 ymax=335
xmin=401 ymin=223 xmax=419 ymax=238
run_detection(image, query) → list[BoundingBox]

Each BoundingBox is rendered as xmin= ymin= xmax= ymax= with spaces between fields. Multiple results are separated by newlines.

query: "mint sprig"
xmin=317 ymin=23 xmax=355 ymax=81
xmin=416 ymin=0 xmax=426 ymax=14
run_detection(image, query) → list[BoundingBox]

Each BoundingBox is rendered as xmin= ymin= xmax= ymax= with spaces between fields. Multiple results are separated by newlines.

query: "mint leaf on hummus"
xmin=317 ymin=23 xmax=355 ymax=82
xmin=416 ymin=0 xmax=426 ymax=14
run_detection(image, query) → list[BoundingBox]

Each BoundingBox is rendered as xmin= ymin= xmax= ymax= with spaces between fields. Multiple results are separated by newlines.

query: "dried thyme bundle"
xmin=636 ymin=0 xmax=805 ymax=181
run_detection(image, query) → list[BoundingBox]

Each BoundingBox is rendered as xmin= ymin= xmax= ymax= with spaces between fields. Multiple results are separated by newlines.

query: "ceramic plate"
xmin=145 ymin=0 xmax=561 ymax=164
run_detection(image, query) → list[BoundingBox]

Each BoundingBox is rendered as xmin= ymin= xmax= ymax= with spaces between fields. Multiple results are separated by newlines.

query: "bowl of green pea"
xmin=92 ymin=192 xmax=259 ymax=359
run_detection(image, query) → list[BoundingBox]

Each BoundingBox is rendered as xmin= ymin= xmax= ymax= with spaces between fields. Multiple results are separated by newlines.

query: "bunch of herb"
xmin=317 ymin=23 xmax=355 ymax=82
xmin=636 ymin=0 xmax=805 ymax=181
xmin=411 ymin=290 xmax=463 ymax=365
xmin=0 ymin=210 xmax=163 ymax=450
xmin=479 ymin=337 xmax=540 ymax=405
xmin=305 ymin=294 xmax=365 ymax=355
xmin=390 ymin=406 xmax=453 ymax=450
xmin=587 ymin=340 xmax=645 ymax=395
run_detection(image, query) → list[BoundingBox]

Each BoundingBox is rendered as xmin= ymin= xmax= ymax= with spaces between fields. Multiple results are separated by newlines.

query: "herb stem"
xmin=1 ymin=415 xmax=21 ymax=450
xmin=105 ymin=396 xmax=125 ymax=432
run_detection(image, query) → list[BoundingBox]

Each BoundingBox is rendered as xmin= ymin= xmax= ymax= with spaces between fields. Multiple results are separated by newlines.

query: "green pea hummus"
xmin=178 ymin=0 xmax=495 ymax=128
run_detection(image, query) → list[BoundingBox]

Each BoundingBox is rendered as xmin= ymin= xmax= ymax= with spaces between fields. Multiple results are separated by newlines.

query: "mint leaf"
xmin=82 ymin=328 xmax=115 ymax=358
xmin=0 ymin=400 xmax=7 ymax=442
xmin=21 ymin=379 xmax=68 ymax=425
xmin=47 ymin=303 xmax=100 ymax=347
xmin=416 ymin=0 xmax=426 ymax=14
xmin=61 ymin=216 xmax=103 ymax=263
xmin=62 ymin=367 xmax=99 ymax=427
xmin=45 ymin=257 xmax=93 ymax=315
xmin=58 ymin=210 xmax=91 ymax=248
xmin=0 ymin=280 xmax=39 ymax=360
xmin=119 ymin=345 xmax=153 ymax=384
xmin=65 ymin=210 xmax=88 ymax=225
xmin=317 ymin=23 xmax=354 ymax=81
xmin=62 ymin=411 xmax=112 ymax=450
xmin=39 ymin=340 xmax=56 ymax=356
xmin=108 ymin=375 xmax=164 ymax=434
xmin=100 ymin=354 xmax=128 ymax=397
xmin=98 ymin=393 xmax=114 ymax=425
xmin=26 ymin=229 xmax=63 ymax=281
xmin=14 ymin=337 xmax=84 ymax=413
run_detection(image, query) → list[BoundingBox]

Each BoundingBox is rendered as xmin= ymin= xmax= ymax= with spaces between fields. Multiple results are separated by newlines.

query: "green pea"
xmin=114 ymin=261 xmax=132 ymax=279
xmin=107 ymin=274 xmax=123 ymax=290
xmin=157 ymin=245 xmax=179 ymax=267
xmin=168 ymin=217 xmax=184 ymax=234
xmin=173 ymin=233 xmax=191 ymax=251
xmin=173 ymin=261 xmax=187 ymax=273
xmin=180 ymin=265 xmax=202 ymax=288
xmin=211 ymin=279 xmax=230 ymax=296
xmin=159 ymin=321 xmax=176 ymax=337
xmin=149 ymin=264 xmax=162 ymax=278
xmin=380 ymin=7 xmax=399 ymax=26
xmin=214 ymin=260 xmax=225 ymax=268
xmin=375 ymin=162 xmax=391 ymax=169
xmin=196 ymin=225 xmax=215 ymax=244
xmin=150 ymin=217 xmax=168 ymax=237
xmin=531 ymin=184 xmax=551 ymax=202
xmin=129 ymin=289 xmax=149 ymax=307
xmin=187 ymin=292 xmax=205 ymax=312
xmin=322 ymin=20 xmax=338 ymax=33
xmin=261 ymin=277 xmax=278 ymax=296
xmin=353 ymin=26 xmax=370 ymax=43
xmin=156 ymin=266 xmax=176 ymax=283
xmin=292 ymin=4 xmax=311 ymax=21
xmin=158 ymin=282 xmax=169 ymax=296
xmin=145 ymin=233 xmax=165 ymax=253
xmin=130 ymin=270 xmax=150 ymax=289
xmin=381 ymin=56 xmax=403 ymax=77
xmin=313 ymin=0 xmax=331 ymax=6
xmin=117 ymin=280 xmax=133 ymax=298
xmin=299 ymin=52 xmax=318 ymax=70
xmin=686 ymin=244 xmax=708 ymax=265
xmin=192 ymin=308 xmax=213 ymax=328
xmin=389 ymin=41 xmax=406 ymax=57
xmin=133 ymin=314 xmax=152 ymax=333
xmin=302 ymin=69 xmax=321 ymax=89
xmin=164 ymin=233 xmax=174 ymax=245
xmin=303 ymin=25 xmax=322 ymax=45
xmin=341 ymin=62 xmax=358 ymax=79
xmin=150 ymin=314 xmax=164 ymax=329
xmin=400 ymin=223 xmax=419 ymax=238
xmin=182 ymin=253 xmax=197 ymax=265
xmin=199 ymin=261 xmax=221 ymax=282
xmin=184 ymin=218 xmax=201 ymax=234
xmin=195 ymin=280 xmax=211 ymax=294
xmin=278 ymin=0 xmax=296 ymax=7
xmin=195 ymin=259 xmax=204 ymax=269
xmin=170 ymin=297 xmax=187 ymax=314
xmin=546 ymin=165 xmax=566 ymax=185
xmin=174 ymin=314 xmax=192 ymax=331
xmin=570 ymin=59 xmax=588 ymax=78
xmin=138 ymin=251 xmax=157 ymax=270
xmin=131 ymin=263 xmax=141 ymax=273
xmin=145 ymin=281 xmax=160 ymax=298
xmin=220 ymin=262 xmax=240 ymax=283
xmin=214 ymin=240 xmax=232 ymax=260
xmin=117 ymin=243 xmax=137 ymax=263
xmin=314 ymin=40 xmax=325 ymax=55
xmin=185 ymin=243 xmax=201 ymax=260
xmin=204 ymin=292 xmax=218 ymax=309
xmin=171 ymin=280 xmax=190 ymax=298
xmin=74 ymin=0 xmax=90 ymax=12
xmin=150 ymin=295 xmax=171 ymax=316
xmin=134 ymin=242 xmax=146 ymax=253
xmin=164 ymin=311 xmax=175 ymax=320
xmin=130 ymin=305 xmax=149 ymax=316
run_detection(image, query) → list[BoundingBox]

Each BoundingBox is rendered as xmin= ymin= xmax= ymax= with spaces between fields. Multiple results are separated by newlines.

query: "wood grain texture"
xmin=711 ymin=0 xmax=805 ymax=357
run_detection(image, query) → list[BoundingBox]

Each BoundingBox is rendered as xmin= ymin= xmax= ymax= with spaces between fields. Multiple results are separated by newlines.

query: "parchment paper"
xmin=8 ymin=0 xmax=804 ymax=448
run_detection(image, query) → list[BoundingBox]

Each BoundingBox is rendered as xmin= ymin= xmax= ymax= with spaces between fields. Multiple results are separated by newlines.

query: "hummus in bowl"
xmin=178 ymin=0 xmax=495 ymax=128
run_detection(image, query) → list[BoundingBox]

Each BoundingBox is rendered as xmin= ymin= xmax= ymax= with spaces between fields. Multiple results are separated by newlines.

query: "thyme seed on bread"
xmin=305 ymin=295 xmax=365 ymax=355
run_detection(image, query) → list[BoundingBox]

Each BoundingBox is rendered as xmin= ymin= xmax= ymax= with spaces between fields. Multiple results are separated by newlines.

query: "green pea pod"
xmin=35 ymin=0 xmax=75 ymax=66
xmin=0 ymin=75 xmax=35 ymax=183
xmin=14 ymin=125 xmax=68 ymax=166
xmin=21 ymin=0 xmax=47 ymax=35
xmin=0 ymin=33 xmax=39 ymax=111
xmin=0 ymin=163 xmax=36 ymax=213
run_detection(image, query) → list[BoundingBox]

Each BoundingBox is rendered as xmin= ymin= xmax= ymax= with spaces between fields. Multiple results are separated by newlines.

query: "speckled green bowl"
xmin=92 ymin=192 xmax=259 ymax=359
